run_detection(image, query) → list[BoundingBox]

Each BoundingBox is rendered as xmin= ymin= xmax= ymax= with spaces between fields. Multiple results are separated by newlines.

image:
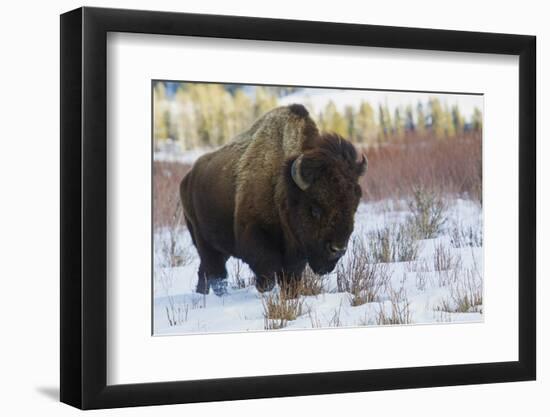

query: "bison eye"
xmin=311 ymin=205 xmax=322 ymax=220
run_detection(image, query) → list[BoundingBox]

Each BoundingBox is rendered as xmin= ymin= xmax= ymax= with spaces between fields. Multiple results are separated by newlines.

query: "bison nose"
xmin=328 ymin=242 xmax=347 ymax=259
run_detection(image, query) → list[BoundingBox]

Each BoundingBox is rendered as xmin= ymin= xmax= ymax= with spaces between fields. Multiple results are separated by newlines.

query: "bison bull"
xmin=180 ymin=104 xmax=367 ymax=295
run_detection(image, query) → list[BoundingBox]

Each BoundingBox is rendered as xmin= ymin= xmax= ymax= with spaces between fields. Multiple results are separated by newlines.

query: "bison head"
xmin=285 ymin=133 xmax=367 ymax=275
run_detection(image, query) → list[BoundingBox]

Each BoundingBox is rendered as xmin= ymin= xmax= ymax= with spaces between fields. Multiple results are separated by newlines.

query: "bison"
xmin=180 ymin=104 xmax=367 ymax=295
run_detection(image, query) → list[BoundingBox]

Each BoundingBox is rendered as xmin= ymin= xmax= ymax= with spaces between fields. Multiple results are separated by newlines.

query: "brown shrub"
xmin=435 ymin=268 xmax=483 ymax=313
xmin=367 ymin=223 xmax=419 ymax=263
xmin=359 ymin=132 xmax=482 ymax=202
xmin=296 ymin=266 xmax=327 ymax=296
xmin=153 ymin=161 xmax=191 ymax=228
xmin=336 ymin=237 xmax=392 ymax=306
xmin=376 ymin=286 xmax=413 ymax=325
xmin=261 ymin=285 xmax=305 ymax=330
xmin=153 ymin=132 xmax=482 ymax=227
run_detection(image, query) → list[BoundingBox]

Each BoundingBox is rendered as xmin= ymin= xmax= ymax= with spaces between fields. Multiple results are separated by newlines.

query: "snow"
xmin=154 ymin=145 xmax=210 ymax=165
xmin=153 ymin=198 xmax=483 ymax=335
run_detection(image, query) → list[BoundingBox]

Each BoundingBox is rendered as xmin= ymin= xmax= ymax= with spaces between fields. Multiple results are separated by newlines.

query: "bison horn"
xmin=291 ymin=155 xmax=310 ymax=191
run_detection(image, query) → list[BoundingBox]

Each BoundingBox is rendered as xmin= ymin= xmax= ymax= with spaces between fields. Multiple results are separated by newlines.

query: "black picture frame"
xmin=60 ymin=6 xmax=536 ymax=410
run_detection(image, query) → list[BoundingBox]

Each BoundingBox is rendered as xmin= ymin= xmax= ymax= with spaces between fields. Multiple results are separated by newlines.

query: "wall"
xmin=0 ymin=0 xmax=545 ymax=415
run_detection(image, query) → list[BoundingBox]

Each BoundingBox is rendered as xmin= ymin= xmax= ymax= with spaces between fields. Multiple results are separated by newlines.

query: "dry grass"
xmin=157 ymin=269 xmax=192 ymax=326
xmin=165 ymin=297 xmax=190 ymax=327
xmin=376 ymin=286 xmax=412 ymax=325
xmin=453 ymin=269 xmax=483 ymax=312
xmin=307 ymin=301 xmax=345 ymax=328
xmin=434 ymin=310 xmax=452 ymax=323
xmin=298 ymin=266 xmax=327 ymax=296
xmin=157 ymin=201 xmax=195 ymax=268
xmin=433 ymin=244 xmax=463 ymax=287
xmin=435 ymin=250 xmax=482 ymax=313
xmin=327 ymin=302 xmax=344 ymax=327
xmin=450 ymin=220 xmax=483 ymax=248
xmin=367 ymin=223 xmax=419 ymax=263
xmin=261 ymin=283 xmax=305 ymax=329
xmin=366 ymin=227 xmax=393 ymax=263
xmin=433 ymin=242 xmax=453 ymax=272
xmin=336 ymin=237 xmax=392 ymax=306
xmin=232 ymin=263 xmax=324 ymax=295
xmin=435 ymin=268 xmax=483 ymax=313
xmin=307 ymin=309 xmax=323 ymax=328
xmin=406 ymin=258 xmax=431 ymax=291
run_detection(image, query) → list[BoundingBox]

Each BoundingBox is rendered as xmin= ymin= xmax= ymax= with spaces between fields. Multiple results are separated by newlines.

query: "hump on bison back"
xmin=288 ymin=104 xmax=309 ymax=118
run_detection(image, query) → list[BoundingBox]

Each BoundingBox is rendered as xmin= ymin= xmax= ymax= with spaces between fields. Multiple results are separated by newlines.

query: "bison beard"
xmin=180 ymin=104 xmax=367 ymax=296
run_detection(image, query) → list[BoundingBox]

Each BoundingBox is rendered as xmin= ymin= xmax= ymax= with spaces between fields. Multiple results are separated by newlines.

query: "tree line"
xmin=153 ymin=82 xmax=483 ymax=151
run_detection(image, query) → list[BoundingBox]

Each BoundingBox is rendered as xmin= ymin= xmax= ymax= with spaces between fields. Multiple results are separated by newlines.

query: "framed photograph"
xmin=60 ymin=6 xmax=536 ymax=409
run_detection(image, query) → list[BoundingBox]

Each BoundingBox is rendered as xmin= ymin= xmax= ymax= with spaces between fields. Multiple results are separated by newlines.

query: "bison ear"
xmin=291 ymin=154 xmax=311 ymax=191
xmin=357 ymin=154 xmax=368 ymax=177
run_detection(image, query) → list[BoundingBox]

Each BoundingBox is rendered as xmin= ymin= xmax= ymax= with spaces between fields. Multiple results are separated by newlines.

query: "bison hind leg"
xmin=193 ymin=235 xmax=229 ymax=296
xmin=197 ymin=263 xmax=229 ymax=296
xmin=196 ymin=275 xmax=228 ymax=296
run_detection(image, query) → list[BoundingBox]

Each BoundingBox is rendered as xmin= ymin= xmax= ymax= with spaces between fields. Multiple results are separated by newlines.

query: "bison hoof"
xmin=210 ymin=279 xmax=228 ymax=296
xmin=195 ymin=277 xmax=228 ymax=296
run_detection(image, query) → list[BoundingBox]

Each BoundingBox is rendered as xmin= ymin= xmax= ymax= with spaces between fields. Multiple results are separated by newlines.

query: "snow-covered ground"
xmin=154 ymin=141 xmax=210 ymax=164
xmin=153 ymin=198 xmax=483 ymax=335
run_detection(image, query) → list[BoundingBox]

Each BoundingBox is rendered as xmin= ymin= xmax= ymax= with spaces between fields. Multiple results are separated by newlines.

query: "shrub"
xmin=158 ymin=270 xmax=192 ymax=326
xmin=451 ymin=269 xmax=482 ymax=312
xmin=435 ymin=266 xmax=482 ymax=313
xmin=376 ymin=286 xmax=412 ymax=325
xmin=416 ymin=271 xmax=428 ymax=291
xmin=327 ymin=302 xmax=344 ymax=327
xmin=449 ymin=220 xmax=483 ymax=248
xmin=395 ymin=223 xmax=421 ymax=262
xmin=367 ymin=223 xmax=419 ymax=264
xmin=406 ymin=187 xmax=446 ymax=239
xmin=358 ymin=132 xmax=482 ymax=202
xmin=367 ymin=227 xmax=393 ymax=263
xmin=433 ymin=242 xmax=453 ymax=272
xmin=153 ymin=161 xmax=191 ymax=228
xmin=157 ymin=201 xmax=195 ymax=268
xmin=298 ymin=266 xmax=327 ymax=296
xmin=337 ymin=237 xmax=391 ymax=306
xmin=407 ymin=258 xmax=431 ymax=291
xmin=165 ymin=296 xmax=190 ymax=326
xmin=261 ymin=284 xmax=305 ymax=329
xmin=433 ymin=244 xmax=463 ymax=287
xmin=308 ymin=301 xmax=345 ymax=328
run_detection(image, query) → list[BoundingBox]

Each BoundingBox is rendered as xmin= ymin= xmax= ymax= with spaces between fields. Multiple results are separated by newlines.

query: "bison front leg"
xmin=236 ymin=223 xmax=283 ymax=293
xmin=276 ymin=261 xmax=307 ymax=298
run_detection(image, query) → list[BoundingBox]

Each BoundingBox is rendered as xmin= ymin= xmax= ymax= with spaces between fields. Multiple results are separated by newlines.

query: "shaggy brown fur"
xmin=180 ymin=104 xmax=366 ymax=295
